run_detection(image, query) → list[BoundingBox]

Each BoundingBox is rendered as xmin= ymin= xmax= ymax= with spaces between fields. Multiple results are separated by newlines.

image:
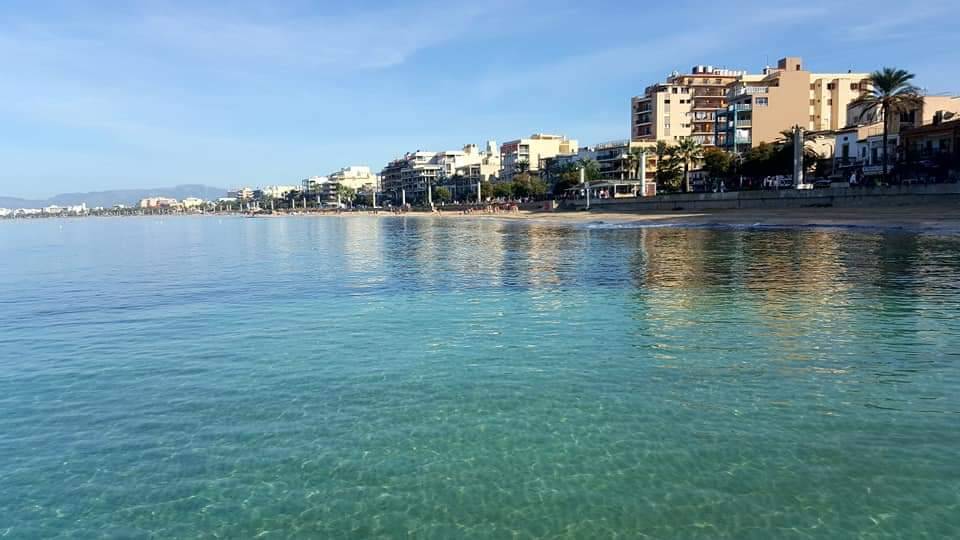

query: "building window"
xmin=672 ymin=88 xmax=678 ymax=94
xmin=810 ymin=99 xmax=816 ymax=106
xmin=828 ymin=99 xmax=833 ymax=105
xmin=827 ymin=83 xmax=835 ymax=90
xmin=755 ymin=97 xmax=769 ymax=106
xmin=850 ymin=83 xmax=859 ymax=90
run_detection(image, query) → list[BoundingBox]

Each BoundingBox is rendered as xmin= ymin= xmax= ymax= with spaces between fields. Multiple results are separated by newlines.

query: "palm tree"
xmin=576 ymin=158 xmax=599 ymax=182
xmin=674 ymin=138 xmax=704 ymax=192
xmin=335 ymin=184 xmax=355 ymax=208
xmin=850 ymin=68 xmax=924 ymax=183
xmin=777 ymin=129 xmax=823 ymax=176
xmin=630 ymin=146 xmax=652 ymax=180
xmin=514 ymin=160 xmax=530 ymax=174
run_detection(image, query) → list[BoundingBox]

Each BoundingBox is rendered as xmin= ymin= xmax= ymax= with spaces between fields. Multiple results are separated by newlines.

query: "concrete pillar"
xmin=581 ymin=167 xmax=590 ymax=210
xmin=401 ymin=189 xmax=406 ymax=206
xmin=793 ymin=125 xmax=804 ymax=187
xmin=477 ymin=181 xmax=482 ymax=204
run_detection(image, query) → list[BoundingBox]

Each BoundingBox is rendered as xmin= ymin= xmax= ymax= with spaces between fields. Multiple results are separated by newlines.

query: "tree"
xmin=652 ymin=142 xmax=683 ymax=193
xmin=658 ymin=150 xmax=684 ymax=192
xmin=512 ymin=172 xmax=533 ymax=198
xmin=850 ymin=68 xmax=924 ymax=183
xmin=552 ymin=163 xmax=581 ymax=196
xmin=508 ymin=172 xmax=548 ymax=199
xmin=741 ymin=142 xmax=778 ymax=180
xmin=774 ymin=129 xmax=822 ymax=176
xmin=492 ymin=182 xmax=513 ymax=199
xmin=577 ymin=158 xmax=600 ymax=182
xmin=335 ymin=184 xmax=356 ymax=207
xmin=284 ymin=189 xmax=304 ymax=209
xmin=514 ymin=160 xmax=530 ymax=174
xmin=528 ymin=178 xmax=549 ymax=198
xmin=702 ymin=147 xmax=733 ymax=189
xmin=674 ymin=138 xmax=705 ymax=192
xmin=627 ymin=146 xmax=651 ymax=180
xmin=480 ymin=181 xmax=493 ymax=200
xmin=434 ymin=186 xmax=452 ymax=203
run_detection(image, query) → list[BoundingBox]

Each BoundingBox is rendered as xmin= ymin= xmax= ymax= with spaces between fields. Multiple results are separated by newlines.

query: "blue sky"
xmin=1 ymin=0 xmax=957 ymax=198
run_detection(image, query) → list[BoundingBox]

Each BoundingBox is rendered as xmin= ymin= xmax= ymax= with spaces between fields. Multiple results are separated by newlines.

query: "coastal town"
xmin=4 ymin=55 xmax=958 ymax=219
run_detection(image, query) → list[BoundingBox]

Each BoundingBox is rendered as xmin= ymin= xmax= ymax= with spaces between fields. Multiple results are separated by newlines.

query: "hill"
xmin=0 ymin=184 xmax=228 ymax=208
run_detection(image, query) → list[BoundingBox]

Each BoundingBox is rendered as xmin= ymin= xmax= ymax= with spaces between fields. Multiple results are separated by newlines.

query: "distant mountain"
xmin=0 ymin=184 xmax=228 ymax=209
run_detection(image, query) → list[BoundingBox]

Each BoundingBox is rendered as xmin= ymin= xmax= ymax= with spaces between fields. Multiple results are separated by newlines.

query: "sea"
xmin=1 ymin=215 xmax=958 ymax=538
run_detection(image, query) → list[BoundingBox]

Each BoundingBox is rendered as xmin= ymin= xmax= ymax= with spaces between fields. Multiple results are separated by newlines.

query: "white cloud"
xmin=2 ymin=2 xmax=499 ymax=72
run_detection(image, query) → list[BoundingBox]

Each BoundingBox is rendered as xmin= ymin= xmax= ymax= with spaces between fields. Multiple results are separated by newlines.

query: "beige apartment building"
xmin=632 ymin=65 xmax=746 ymax=147
xmin=328 ymin=166 xmax=380 ymax=192
xmin=717 ymin=57 xmax=870 ymax=153
xmin=500 ymin=134 xmax=578 ymax=182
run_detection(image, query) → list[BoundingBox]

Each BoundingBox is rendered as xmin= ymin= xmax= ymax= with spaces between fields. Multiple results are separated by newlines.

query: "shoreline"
xmin=6 ymin=203 xmax=960 ymax=232
xmin=298 ymin=203 xmax=960 ymax=232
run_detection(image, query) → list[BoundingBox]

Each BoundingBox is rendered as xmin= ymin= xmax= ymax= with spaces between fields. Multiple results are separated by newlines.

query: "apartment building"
xmin=631 ymin=65 xmax=746 ymax=147
xmin=228 ymin=187 xmax=255 ymax=200
xmin=541 ymin=140 xmax=659 ymax=193
xmin=835 ymin=96 xmax=960 ymax=178
xmin=500 ymin=134 xmax=578 ymax=182
xmin=181 ymin=197 xmax=205 ymax=209
xmin=454 ymin=142 xmax=501 ymax=181
xmin=138 ymin=197 xmax=178 ymax=209
xmin=301 ymin=176 xmax=329 ymax=195
xmin=903 ymin=117 xmax=960 ymax=160
xmin=717 ymin=57 xmax=870 ymax=153
xmin=381 ymin=142 xmax=499 ymax=203
xmin=444 ymin=142 xmax=501 ymax=200
xmin=258 ymin=185 xmax=299 ymax=199
xmin=328 ymin=166 xmax=380 ymax=192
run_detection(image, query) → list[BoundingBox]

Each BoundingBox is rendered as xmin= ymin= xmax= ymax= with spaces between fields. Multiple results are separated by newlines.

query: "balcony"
xmin=693 ymin=101 xmax=723 ymax=110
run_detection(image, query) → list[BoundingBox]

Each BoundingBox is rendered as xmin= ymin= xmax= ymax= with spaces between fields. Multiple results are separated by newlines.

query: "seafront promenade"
xmin=563 ymin=182 xmax=960 ymax=211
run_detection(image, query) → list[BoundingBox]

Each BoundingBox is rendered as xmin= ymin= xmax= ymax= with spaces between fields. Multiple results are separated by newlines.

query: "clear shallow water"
xmin=1 ymin=216 xmax=959 ymax=539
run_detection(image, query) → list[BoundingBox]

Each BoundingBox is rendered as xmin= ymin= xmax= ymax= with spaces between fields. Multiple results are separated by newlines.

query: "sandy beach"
xmin=341 ymin=203 xmax=960 ymax=231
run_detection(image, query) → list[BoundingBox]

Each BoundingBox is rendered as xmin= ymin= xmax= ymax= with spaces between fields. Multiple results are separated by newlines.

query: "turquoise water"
xmin=1 ymin=216 xmax=959 ymax=538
